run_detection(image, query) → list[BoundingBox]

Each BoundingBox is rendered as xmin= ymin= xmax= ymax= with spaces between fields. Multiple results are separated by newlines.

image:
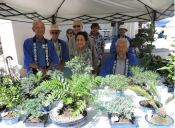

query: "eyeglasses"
xmin=67 ymin=32 xmax=73 ymax=34
xmin=73 ymin=25 xmax=80 ymax=28
xmin=51 ymin=32 xmax=59 ymax=35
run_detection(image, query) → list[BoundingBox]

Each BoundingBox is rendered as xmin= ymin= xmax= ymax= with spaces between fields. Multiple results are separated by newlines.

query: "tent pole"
xmin=52 ymin=15 xmax=55 ymax=24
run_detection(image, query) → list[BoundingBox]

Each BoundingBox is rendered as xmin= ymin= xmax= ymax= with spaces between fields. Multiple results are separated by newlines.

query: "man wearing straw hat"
xmin=23 ymin=20 xmax=59 ymax=77
xmin=110 ymin=24 xmax=132 ymax=53
xmin=49 ymin=24 xmax=69 ymax=71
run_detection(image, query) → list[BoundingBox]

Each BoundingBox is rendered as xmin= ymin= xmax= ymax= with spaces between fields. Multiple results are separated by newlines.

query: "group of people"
xmin=23 ymin=20 xmax=139 ymax=78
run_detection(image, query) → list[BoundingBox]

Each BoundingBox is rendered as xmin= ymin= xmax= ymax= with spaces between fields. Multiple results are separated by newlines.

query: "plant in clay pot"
xmin=41 ymin=56 xmax=104 ymax=127
xmin=0 ymin=78 xmax=25 ymax=125
xmin=96 ymin=96 xmax=137 ymax=128
xmin=100 ymin=74 xmax=130 ymax=97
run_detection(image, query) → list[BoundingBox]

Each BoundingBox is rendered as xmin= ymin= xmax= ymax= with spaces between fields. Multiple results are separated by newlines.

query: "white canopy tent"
xmin=0 ymin=0 xmax=174 ymax=25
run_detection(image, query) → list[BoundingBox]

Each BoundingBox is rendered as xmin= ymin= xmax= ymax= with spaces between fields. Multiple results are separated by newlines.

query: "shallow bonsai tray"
xmin=23 ymin=113 xmax=48 ymax=127
xmin=50 ymin=111 xmax=87 ymax=127
xmin=108 ymin=113 xmax=137 ymax=128
xmin=145 ymin=114 xmax=174 ymax=128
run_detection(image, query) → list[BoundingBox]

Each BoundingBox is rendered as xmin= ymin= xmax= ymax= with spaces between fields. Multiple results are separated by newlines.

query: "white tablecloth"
xmin=0 ymin=86 xmax=175 ymax=128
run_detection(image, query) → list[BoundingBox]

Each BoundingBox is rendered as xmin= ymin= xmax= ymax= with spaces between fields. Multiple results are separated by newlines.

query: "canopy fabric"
xmin=0 ymin=0 xmax=174 ymax=25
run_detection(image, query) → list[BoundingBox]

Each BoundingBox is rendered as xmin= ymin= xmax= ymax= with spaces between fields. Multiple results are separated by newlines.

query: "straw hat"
xmin=49 ymin=24 xmax=62 ymax=32
xmin=119 ymin=24 xmax=128 ymax=31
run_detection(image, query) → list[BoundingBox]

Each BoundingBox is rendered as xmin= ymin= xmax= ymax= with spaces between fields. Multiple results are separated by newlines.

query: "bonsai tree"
xmin=130 ymin=21 xmax=156 ymax=58
xmin=97 ymin=96 xmax=137 ymax=122
xmin=41 ymin=56 xmax=104 ymax=117
xmin=17 ymin=98 xmax=47 ymax=122
xmin=0 ymin=78 xmax=25 ymax=118
xmin=100 ymin=74 xmax=131 ymax=94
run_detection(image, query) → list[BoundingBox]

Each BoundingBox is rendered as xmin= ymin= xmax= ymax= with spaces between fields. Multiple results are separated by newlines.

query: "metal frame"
xmin=0 ymin=2 xmax=174 ymax=24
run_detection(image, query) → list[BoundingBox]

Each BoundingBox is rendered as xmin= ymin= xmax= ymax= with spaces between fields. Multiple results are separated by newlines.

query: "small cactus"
xmin=157 ymin=108 xmax=166 ymax=118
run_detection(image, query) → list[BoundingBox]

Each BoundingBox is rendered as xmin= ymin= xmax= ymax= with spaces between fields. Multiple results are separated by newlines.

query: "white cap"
xmin=119 ymin=24 xmax=128 ymax=31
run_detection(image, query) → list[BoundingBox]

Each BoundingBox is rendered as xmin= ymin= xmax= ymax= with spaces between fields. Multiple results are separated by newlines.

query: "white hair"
xmin=73 ymin=20 xmax=83 ymax=26
xmin=115 ymin=38 xmax=130 ymax=47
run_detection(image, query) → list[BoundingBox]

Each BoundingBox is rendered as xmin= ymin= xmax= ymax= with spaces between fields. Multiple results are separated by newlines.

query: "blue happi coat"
xmin=100 ymin=53 xmax=139 ymax=77
xmin=23 ymin=37 xmax=60 ymax=76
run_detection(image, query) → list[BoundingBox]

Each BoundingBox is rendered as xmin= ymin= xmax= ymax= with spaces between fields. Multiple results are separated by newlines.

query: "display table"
xmin=0 ymin=86 xmax=175 ymax=128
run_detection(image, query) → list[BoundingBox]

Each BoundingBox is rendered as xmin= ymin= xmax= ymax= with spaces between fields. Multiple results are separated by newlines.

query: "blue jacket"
xmin=23 ymin=37 xmax=60 ymax=76
xmin=110 ymin=35 xmax=132 ymax=53
xmin=100 ymin=53 xmax=139 ymax=77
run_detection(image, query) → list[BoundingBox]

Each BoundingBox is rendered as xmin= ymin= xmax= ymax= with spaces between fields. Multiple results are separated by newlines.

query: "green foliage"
xmin=131 ymin=66 xmax=160 ymax=86
xmin=21 ymin=71 xmax=43 ymax=92
xmin=130 ymin=22 xmax=155 ymax=58
xmin=158 ymin=44 xmax=175 ymax=85
xmin=0 ymin=78 xmax=25 ymax=117
xmin=65 ymin=55 xmax=93 ymax=76
xmin=17 ymin=98 xmax=46 ymax=119
xmin=96 ymin=96 xmax=137 ymax=120
xmin=100 ymin=74 xmax=130 ymax=92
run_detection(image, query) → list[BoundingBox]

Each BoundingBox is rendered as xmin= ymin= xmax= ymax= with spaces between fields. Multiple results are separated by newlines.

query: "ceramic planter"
xmin=108 ymin=113 xmax=137 ymax=128
xmin=139 ymin=100 xmax=162 ymax=113
xmin=50 ymin=111 xmax=87 ymax=127
xmin=145 ymin=114 xmax=174 ymax=128
xmin=23 ymin=114 xmax=48 ymax=127
xmin=41 ymin=104 xmax=52 ymax=112
xmin=0 ymin=110 xmax=20 ymax=125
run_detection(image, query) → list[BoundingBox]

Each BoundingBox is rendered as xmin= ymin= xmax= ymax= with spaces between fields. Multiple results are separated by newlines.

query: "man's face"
xmin=119 ymin=28 xmax=127 ymax=36
xmin=50 ymin=30 xmax=60 ymax=41
xmin=73 ymin=21 xmax=83 ymax=34
xmin=91 ymin=27 xmax=99 ymax=35
xmin=32 ymin=21 xmax=45 ymax=36
xmin=116 ymin=40 xmax=129 ymax=56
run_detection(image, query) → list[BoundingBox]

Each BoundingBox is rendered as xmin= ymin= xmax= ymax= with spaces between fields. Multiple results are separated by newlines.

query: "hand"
xmin=56 ymin=63 xmax=64 ymax=71
xmin=39 ymin=68 xmax=49 ymax=77
xmin=93 ymin=65 xmax=98 ymax=73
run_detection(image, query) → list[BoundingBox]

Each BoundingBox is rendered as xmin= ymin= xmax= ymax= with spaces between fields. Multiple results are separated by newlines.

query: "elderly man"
xmin=49 ymin=24 xmax=69 ymax=71
xmin=89 ymin=23 xmax=105 ymax=73
xmin=23 ymin=20 xmax=59 ymax=77
xmin=100 ymin=38 xmax=139 ymax=77
xmin=68 ymin=20 xmax=98 ymax=73
xmin=110 ymin=24 xmax=132 ymax=53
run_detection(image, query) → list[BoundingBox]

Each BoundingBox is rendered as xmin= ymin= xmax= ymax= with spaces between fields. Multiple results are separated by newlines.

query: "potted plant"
xmin=41 ymin=56 xmax=104 ymax=127
xmin=100 ymin=74 xmax=131 ymax=97
xmin=96 ymin=96 xmax=138 ymax=128
xmin=17 ymin=98 xmax=48 ymax=127
xmin=158 ymin=44 xmax=175 ymax=93
xmin=145 ymin=95 xmax=175 ymax=128
xmin=29 ymin=83 xmax=53 ymax=112
xmin=130 ymin=21 xmax=155 ymax=58
xmin=129 ymin=66 xmax=162 ymax=113
xmin=0 ymin=78 xmax=25 ymax=125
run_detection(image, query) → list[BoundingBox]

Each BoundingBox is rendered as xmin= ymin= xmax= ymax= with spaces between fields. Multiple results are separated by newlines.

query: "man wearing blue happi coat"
xmin=49 ymin=24 xmax=69 ymax=71
xmin=23 ymin=20 xmax=59 ymax=77
xmin=100 ymin=38 xmax=139 ymax=77
xmin=110 ymin=24 xmax=132 ymax=53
